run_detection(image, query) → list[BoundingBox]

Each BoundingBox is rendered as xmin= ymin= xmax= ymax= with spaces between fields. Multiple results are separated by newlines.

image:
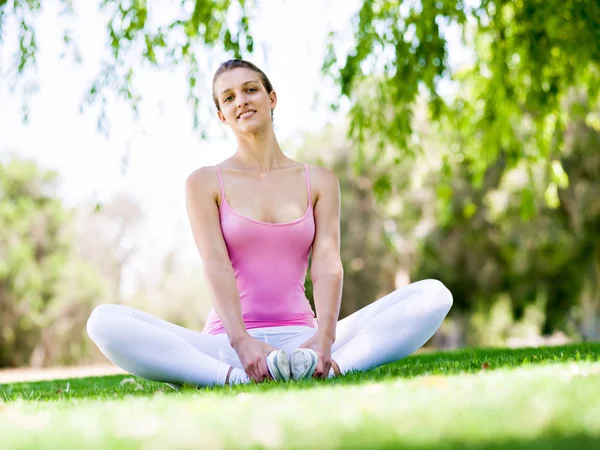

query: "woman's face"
xmin=214 ymin=67 xmax=277 ymax=133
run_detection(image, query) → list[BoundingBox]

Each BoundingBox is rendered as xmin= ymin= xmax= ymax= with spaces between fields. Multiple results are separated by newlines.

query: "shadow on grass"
xmin=365 ymin=433 xmax=600 ymax=450
xmin=322 ymin=341 xmax=600 ymax=386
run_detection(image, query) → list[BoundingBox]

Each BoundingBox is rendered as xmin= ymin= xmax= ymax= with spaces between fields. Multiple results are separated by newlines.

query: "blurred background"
xmin=0 ymin=0 xmax=599 ymax=369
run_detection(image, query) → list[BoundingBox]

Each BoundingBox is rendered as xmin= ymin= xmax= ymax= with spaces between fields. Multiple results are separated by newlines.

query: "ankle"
xmin=331 ymin=360 xmax=341 ymax=376
xmin=225 ymin=366 xmax=233 ymax=385
xmin=227 ymin=367 xmax=251 ymax=385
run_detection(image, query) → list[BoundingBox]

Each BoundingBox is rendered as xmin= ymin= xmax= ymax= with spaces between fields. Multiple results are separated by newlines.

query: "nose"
xmin=236 ymin=93 xmax=249 ymax=108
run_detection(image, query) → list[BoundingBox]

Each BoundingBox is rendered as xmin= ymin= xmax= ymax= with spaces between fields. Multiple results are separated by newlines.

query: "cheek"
xmin=222 ymin=105 xmax=237 ymax=121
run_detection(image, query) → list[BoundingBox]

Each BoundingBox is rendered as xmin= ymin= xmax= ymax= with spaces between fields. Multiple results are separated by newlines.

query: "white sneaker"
xmin=266 ymin=350 xmax=291 ymax=381
xmin=290 ymin=348 xmax=318 ymax=380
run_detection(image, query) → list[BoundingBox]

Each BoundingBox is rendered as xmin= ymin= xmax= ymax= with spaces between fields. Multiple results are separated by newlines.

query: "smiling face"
xmin=213 ymin=67 xmax=277 ymax=134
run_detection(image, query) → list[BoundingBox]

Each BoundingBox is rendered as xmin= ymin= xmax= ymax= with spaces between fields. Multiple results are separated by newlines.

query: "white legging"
xmin=86 ymin=279 xmax=452 ymax=387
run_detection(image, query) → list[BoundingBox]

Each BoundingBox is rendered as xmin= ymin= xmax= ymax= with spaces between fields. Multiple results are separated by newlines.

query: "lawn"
xmin=1 ymin=343 xmax=600 ymax=449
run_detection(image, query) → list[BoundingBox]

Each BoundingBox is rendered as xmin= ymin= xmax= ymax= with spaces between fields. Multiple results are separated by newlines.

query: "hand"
xmin=299 ymin=332 xmax=334 ymax=379
xmin=231 ymin=335 xmax=278 ymax=383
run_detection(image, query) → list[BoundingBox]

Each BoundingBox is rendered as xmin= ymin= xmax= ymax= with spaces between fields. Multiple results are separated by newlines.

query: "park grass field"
xmin=1 ymin=343 xmax=600 ymax=449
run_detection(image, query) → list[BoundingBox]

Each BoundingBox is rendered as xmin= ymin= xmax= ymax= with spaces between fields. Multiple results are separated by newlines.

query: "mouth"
xmin=237 ymin=110 xmax=256 ymax=120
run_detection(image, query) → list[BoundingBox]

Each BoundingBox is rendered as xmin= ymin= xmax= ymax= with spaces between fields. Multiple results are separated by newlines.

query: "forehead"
xmin=215 ymin=68 xmax=262 ymax=94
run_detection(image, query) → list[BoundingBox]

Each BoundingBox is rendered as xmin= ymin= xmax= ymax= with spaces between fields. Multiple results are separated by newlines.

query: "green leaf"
xmin=519 ymin=187 xmax=536 ymax=221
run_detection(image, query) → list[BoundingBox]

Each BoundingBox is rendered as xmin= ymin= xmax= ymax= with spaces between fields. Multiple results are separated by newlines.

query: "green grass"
xmin=2 ymin=343 xmax=600 ymax=449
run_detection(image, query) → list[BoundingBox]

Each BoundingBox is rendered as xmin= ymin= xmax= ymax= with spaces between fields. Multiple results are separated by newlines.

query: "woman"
xmin=86 ymin=59 xmax=453 ymax=388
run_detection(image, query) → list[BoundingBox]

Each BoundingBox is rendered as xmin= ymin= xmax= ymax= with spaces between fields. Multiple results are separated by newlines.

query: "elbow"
xmin=203 ymin=262 xmax=234 ymax=281
xmin=311 ymin=259 xmax=344 ymax=281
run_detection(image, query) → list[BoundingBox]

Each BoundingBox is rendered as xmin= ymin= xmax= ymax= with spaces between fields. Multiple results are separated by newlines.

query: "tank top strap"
xmin=304 ymin=164 xmax=312 ymax=207
xmin=214 ymin=166 xmax=225 ymax=204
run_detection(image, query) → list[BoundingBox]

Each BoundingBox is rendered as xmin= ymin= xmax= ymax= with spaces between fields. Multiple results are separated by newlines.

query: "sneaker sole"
xmin=291 ymin=349 xmax=318 ymax=380
xmin=268 ymin=350 xmax=291 ymax=381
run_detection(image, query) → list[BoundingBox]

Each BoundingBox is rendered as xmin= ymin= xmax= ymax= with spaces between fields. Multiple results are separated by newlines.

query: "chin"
xmin=237 ymin=118 xmax=269 ymax=133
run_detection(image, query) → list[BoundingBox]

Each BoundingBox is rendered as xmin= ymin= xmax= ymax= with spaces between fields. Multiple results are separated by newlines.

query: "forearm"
xmin=311 ymin=262 xmax=343 ymax=341
xmin=203 ymin=265 xmax=249 ymax=345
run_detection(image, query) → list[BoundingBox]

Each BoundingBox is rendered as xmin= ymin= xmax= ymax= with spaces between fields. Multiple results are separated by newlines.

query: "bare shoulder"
xmin=307 ymin=164 xmax=340 ymax=198
xmin=186 ymin=166 xmax=217 ymax=185
xmin=185 ymin=166 xmax=219 ymax=201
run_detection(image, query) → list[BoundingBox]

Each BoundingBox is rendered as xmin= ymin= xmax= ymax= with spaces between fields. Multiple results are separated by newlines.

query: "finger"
xmin=244 ymin=366 xmax=254 ymax=382
xmin=319 ymin=359 xmax=332 ymax=378
xmin=247 ymin=369 xmax=258 ymax=383
xmin=313 ymin=361 xmax=325 ymax=378
xmin=257 ymin=358 xmax=271 ymax=381
xmin=255 ymin=362 xmax=268 ymax=382
xmin=249 ymin=365 xmax=262 ymax=383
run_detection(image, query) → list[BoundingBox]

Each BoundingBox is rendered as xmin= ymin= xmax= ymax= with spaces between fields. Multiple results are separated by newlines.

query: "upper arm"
xmin=185 ymin=167 xmax=232 ymax=271
xmin=310 ymin=166 xmax=343 ymax=272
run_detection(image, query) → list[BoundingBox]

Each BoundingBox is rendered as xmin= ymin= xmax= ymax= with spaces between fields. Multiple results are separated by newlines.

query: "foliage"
xmin=74 ymin=193 xmax=144 ymax=305
xmin=74 ymin=194 xmax=214 ymax=333
xmin=1 ymin=344 xmax=600 ymax=449
xmin=2 ymin=0 xmax=598 ymax=197
xmin=415 ymin=92 xmax=600 ymax=339
xmin=298 ymin=128 xmax=404 ymax=318
xmin=296 ymin=81 xmax=600 ymax=342
xmin=3 ymin=1 xmax=599 ymax=181
xmin=324 ymin=0 xmax=600 ymax=198
xmin=2 ymin=0 xmax=599 ymax=363
xmin=0 ymin=159 xmax=215 ymax=367
xmin=0 ymin=155 xmax=107 ymax=367
xmin=126 ymin=251 xmax=212 ymax=331
xmin=0 ymin=0 xmax=254 ymax=133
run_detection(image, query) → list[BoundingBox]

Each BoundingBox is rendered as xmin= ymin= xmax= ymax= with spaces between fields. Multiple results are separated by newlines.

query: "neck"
xmin=234 ymin=126 xmax=287 ymax=171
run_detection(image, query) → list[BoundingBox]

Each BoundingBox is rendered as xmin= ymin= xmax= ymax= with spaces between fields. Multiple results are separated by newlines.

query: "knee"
xmin=86 ymin=304 xmax=125 ymax=343
xmin=420 ymin=279 xmax=453 ymax=312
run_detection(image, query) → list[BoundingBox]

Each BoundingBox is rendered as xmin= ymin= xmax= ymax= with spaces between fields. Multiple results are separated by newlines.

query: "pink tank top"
xmin=203 ymin=164 xmax=318 ymax=335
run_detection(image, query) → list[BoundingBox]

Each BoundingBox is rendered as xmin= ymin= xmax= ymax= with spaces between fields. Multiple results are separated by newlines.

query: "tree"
xmin=0 ymin=0 xmax=254 ymax=134
xmin=553 ymin=96 xmax=600 ymax=339
xmin=318 ymin=0 xmax=600 ymax=341
xmin=296 ymin=128 xmax=402 ymax=318
xmin=0 ymin=154 xmax=107 ymax=367
xmin=74 ymin=192 xmax=144 ymax=305
xmin=414 ymin=91 xmax=600 ymax=343
xmin=296 ymin=82 xmax=600 ymax=345
xmin=323 ymin=0 xmax=600 ymax=207
xmin=127 ymin=248 xmax=212 ymax=331
xmin=3 ymin=1 xmax=598 ymax=191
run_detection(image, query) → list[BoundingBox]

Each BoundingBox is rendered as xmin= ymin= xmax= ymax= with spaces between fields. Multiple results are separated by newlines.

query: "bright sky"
xmin=0 ymin=0 xmax=469 ymax=289
xmin=0 ymin=0 xmax=363 ymax=275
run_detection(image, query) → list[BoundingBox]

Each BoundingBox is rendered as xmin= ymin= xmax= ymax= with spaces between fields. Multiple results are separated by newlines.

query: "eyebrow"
xmin=219 ymin=80 xmax=260 ymax=96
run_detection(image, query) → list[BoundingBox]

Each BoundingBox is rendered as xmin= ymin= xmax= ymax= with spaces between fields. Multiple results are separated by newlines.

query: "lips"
xmin=237 ymin=110 xmax=256 ymax=119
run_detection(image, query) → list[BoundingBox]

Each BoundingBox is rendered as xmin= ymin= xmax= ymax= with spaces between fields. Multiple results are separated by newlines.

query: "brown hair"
xmin=212 ymin=59 xmax=274 ymax=118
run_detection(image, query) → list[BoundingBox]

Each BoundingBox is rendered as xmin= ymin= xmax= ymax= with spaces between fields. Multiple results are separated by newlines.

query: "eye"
xmin=247 ymin=88 xmax=257 ymax=93
xmin=224 ymin=95 xmax=233 ymax=103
